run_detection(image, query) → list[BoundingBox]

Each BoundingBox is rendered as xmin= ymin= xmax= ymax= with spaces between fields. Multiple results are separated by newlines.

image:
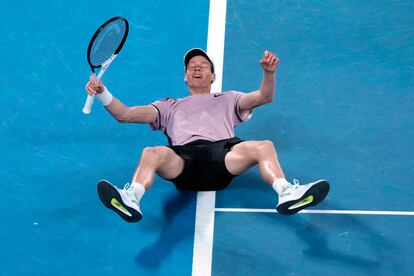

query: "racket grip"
xmin=82 ymin=94 xmax=95 ymax=114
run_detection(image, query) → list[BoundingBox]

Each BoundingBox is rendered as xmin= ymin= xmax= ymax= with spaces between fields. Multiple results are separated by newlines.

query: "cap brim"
xmin=184 ymin=48 xmax=215 ymax=73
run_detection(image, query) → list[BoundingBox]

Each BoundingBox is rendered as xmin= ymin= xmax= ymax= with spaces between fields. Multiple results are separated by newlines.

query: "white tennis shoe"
xmin=97 ymin=180 xmax=143 ymax=222
xmin=276 ymin=179 xmax=330 ymax=215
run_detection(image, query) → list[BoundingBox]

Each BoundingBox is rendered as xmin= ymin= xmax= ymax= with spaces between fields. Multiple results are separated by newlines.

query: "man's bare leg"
xmin=97 ymin=146 xmax=185 ymax=222
xmin=225 ymin=140 xmax=330 ymax=215
xmin=131 ymin=146 xmax=185 ymax=189
xmin=224 ymin=140 xmax=288 ymax=190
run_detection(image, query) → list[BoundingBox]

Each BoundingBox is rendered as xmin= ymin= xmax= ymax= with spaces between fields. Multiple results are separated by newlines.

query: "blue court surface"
xmin=1 ymin=0 xmax=413 ymax=275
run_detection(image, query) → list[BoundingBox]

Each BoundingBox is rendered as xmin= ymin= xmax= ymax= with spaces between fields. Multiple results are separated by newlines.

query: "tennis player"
xmin=85 ymin=49 xmax=330 ymax=222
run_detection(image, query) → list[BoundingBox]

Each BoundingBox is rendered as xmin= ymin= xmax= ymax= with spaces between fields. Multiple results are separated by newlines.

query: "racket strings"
xmin=90 ymin=20 xmax=127 ymax=66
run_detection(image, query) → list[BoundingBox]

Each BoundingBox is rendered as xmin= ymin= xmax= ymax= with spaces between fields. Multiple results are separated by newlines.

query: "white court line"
xmin=215 ymin=208 xmax=414 ymax=216
xmin=192 ymin=1 xmax=227 ymax=276
xmin=192 ymin=192 xmax=216 ymax=276
xmin=207 ymin=0 xmax=227 ymax=94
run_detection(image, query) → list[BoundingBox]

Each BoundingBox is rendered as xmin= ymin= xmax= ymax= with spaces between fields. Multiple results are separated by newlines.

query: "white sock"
xmin=272 ymin=178 xmax=292 ymax=195
xmin=130 ymin=182 xmax=146 ymax=201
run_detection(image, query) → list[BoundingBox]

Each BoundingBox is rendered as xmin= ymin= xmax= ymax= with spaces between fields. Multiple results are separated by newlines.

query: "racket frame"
xmin=83 ymin=16 xmax=129 ymax=114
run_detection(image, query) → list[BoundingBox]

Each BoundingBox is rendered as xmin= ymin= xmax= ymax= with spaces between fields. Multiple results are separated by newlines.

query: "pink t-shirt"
xmin=149 ymin=91 xmax=252 ymax=145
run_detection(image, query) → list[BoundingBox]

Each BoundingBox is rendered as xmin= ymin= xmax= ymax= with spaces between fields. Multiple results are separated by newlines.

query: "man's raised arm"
xmin=238 ymin=50 xmax=280 ymax=113
xmin=85 ymin=75 xmax=158 ymax=124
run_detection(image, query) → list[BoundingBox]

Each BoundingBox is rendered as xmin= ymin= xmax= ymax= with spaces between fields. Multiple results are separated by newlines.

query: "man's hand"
xmin=260 ymin=50 xmax=279 ymax=73
xmin=85 ymin=74 xmax=105 ymax=96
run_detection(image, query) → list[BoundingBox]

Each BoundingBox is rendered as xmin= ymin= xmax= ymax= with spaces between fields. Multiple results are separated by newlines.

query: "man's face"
xmin=184 ymin=56 xmax=215 ymax=89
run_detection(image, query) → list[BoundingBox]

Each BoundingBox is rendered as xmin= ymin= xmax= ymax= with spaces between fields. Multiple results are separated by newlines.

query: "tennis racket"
xmin=82 ymin=16 xmax=129 ymax=114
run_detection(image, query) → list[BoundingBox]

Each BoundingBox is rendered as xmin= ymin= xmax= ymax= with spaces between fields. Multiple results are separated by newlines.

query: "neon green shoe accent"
xmin=111 ymin=198 xmax=132 ymax=216
xmin=289 ymin=195 xmax=314 ymax=210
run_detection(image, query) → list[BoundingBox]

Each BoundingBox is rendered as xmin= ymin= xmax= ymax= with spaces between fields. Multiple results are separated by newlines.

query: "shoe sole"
xmin=97 ymin=180 xmax=142 ymax=223
xmin=276 ymin=180 xmax=330 ymax=215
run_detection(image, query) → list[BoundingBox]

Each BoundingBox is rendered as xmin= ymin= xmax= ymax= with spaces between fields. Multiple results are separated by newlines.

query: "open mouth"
xmin=193 ymin=74 xmax=202 ymax=79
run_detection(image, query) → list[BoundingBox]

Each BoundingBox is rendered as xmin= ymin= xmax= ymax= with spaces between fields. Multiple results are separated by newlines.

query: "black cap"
xmin=184 ymin=48 xmax=215 ymax=73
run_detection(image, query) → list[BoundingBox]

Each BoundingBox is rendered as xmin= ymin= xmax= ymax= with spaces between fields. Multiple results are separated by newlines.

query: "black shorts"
xmin=167 ymin=137 xmax=243 ymax=191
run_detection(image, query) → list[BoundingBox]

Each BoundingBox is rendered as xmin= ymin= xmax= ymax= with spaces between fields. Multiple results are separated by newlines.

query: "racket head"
xmin=87 ymin=16 xmax=129 ymax=70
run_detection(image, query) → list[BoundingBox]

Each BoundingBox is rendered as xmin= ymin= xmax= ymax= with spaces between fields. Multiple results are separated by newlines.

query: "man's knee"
xmin=141 ymin=146 xmax=169 ymax=163
xmin=258 ymin=140 xmax=275 ymax=149
xmin=256 ymin=140 xmax=277 ymax=158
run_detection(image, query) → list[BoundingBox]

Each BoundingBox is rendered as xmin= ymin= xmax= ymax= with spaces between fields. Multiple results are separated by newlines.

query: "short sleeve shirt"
xmin=149 ymin=91 xmax=251 ymax=145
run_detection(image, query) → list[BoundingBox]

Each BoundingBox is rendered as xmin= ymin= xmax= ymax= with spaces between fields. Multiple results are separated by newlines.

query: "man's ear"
xmin=211 ymin=73 xmax=216 ymax=84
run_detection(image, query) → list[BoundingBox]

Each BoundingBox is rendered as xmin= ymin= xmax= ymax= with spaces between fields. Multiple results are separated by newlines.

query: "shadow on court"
xmin=134 ymin=190 xmax=196 ymax=268
xmin=273 ymin=201 xmax=400 ymax=274
xmin=216 ymin=171 xmax=402 ymax=274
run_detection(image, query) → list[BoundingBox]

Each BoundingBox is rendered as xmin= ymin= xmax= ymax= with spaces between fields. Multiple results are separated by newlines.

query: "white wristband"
xmin=96 ymin=87 xmax=113 ymax=106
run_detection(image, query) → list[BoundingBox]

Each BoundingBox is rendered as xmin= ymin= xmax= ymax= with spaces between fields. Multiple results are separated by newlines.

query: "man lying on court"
xmin=85 ymin=48 xmax=330 ymax=222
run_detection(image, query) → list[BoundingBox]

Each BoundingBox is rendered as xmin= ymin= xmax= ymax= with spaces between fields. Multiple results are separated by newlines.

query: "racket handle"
xmin=82 ymin=94 xmax=95 ymax=114
xmin=83 ymin=59 xmax=112 ymax=115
